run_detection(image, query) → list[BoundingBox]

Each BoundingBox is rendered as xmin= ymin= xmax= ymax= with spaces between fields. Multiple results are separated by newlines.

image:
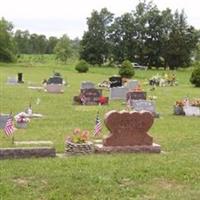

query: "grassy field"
xmin=0 ymin=59 xmax=200 ymax=199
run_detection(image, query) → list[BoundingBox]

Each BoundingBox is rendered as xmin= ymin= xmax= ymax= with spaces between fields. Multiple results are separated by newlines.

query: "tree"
xmin=54 ymin=34 xmax=72 ymax=63
xmin=14 ymin=30 xmax=31 ymax=54
xmin=80 ymin=8 xmax=114 ymax=65
xmin=0 ymin=17 xmax=16 ymax=62
xmin=46 ymin=36 xmax=58 ymax=54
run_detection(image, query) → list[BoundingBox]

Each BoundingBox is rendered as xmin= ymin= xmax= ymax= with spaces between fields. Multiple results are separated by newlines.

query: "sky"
xmin=0 ymin=0 xmax=199 ymax=39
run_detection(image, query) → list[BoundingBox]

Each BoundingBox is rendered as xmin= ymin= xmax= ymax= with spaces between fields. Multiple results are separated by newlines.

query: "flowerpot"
xmin=65 ymin=141 xmax=94 ymax=155
xmin=16 ymin=122 xmax=28 ymax=129
xmin=173 ymin=106 xmax=185 ymax=115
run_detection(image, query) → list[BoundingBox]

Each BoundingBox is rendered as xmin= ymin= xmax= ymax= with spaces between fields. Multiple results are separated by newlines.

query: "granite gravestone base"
xmin=95 ymin=110 xmax=161 ymax=153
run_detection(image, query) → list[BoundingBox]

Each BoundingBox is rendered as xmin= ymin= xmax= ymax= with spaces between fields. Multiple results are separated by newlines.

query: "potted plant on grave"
xmin=173 ymin=100 xmax=185 ymax=115
xmin=15 ymin=113 xmax=30 ymax=128
xmin=65 ymin=128 xmax=94 ymax=155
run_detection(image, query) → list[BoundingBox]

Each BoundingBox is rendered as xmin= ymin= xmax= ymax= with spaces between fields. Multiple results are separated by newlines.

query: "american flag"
xmin=4 ymin=117 xmax=15 ymax=136
xmin=94 ymin=112 xmax=102 ymax=136
xmin=80 ymin=94 xmax=86 ymax=105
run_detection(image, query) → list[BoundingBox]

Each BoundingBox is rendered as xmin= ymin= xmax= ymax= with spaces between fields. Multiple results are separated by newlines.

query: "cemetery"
xmin=0 ymin=60 xmax=200 ymax=199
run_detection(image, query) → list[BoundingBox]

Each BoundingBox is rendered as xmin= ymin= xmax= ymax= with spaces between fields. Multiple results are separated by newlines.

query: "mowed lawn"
xmin=0 ymin=61 xmax=200 ymax=200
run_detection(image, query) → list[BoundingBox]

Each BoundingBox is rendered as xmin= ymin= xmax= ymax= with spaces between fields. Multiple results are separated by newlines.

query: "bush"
xmin=190 ymin=66 xmax=200 ymax=87
xmin=75 ymin=60 xmax=89 ymax=73
xmin=119 ymin=60 xmax=135 ymax=78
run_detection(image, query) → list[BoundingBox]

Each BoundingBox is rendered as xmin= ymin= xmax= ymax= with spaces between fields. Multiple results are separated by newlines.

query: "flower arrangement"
xmin=15 ymin=114 xmax=30 ymax=123
xmin=175 ymin=100 xmax=185 ymax=107
xmin=190 ymin=99 xmax=200 ymax=107
xmin=67 ymin=128 xmax=90 ymax=144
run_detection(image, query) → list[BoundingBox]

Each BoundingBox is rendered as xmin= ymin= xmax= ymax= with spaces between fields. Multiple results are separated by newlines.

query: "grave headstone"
xmin=126 ymin=91 xmax=147 ymax=101
xmin=7 ymin=76 xmax=18 ymax=85
xmin=110 ymin=87 xmax=128 ymax=100
xmin=0 ymin=115 xmax=11 ymax=129
xmin=47 ymin=75 xmax=63 ymax=84
xmin=81 ymin=81 xmax=95 ymax=90
xmin=109 ymin=76 xmax=122 ymax=88
xmin=183 ymin=106 xmax=200 ymax=116
xmin=17 ymin=73 xmax=24 ymax=83
xmin=130 ymin=100 xmax=157 ymax=117
xmin=80 ymin=88 xmax=102 ymax=105
xmin=94 ymin=110 xmax=161 ymax=153
xmin=126 ymin=80 xmax=139 ymax=91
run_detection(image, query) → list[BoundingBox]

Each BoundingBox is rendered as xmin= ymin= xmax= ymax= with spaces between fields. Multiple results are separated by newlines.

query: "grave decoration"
xmin=15 ymin=113 xmax=30 ymax=129
xmin=44 ymin=72 xmax=64 ymax=93
xmin=174 ymin=98 xmax=200 ymax=116
xmin=149 ymin=72 xmax=177 ymax=87
xmin=65 ymin=128 xmax=94 ymax=155
xmin=95 ymin=110 xmax=161 ymax=153
xmin=73 ymin=82 xmax=109 ymax=105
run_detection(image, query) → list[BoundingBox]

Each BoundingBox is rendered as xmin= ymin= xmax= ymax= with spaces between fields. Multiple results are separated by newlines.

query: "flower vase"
xmin=65 ymin=141 xmax=94 ymax=155
xmin=173 ymin=105 xmax=185 ymax=115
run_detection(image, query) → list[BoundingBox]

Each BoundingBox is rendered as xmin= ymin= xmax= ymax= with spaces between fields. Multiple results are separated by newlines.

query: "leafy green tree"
xmin=54 ymin=34 xmax=72 ymax=63
xmin=46 ymin=36 xmax=58 ymax=54
xmin=119 ymin=60 xmax=135 ymax=78
xmin=80 ymin=8 xmax=114 ymax=65
xmin=14 ymin=30 xmax=31 ymax=54
xmin=0 ymin=17 xmax=16 ymax=62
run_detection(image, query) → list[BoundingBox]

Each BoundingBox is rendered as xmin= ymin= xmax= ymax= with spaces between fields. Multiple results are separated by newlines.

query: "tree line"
xmin=0 ymin=17 xmax=80 ymax=62
xmin=80 ymin=1 xmax=200 ymax=69
xmin=0 ymin=0 xmax=200 ymax=68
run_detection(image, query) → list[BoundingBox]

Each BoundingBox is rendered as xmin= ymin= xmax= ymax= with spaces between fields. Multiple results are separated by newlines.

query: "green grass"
xmin=0 ymin=60 xmax=200 ymax=199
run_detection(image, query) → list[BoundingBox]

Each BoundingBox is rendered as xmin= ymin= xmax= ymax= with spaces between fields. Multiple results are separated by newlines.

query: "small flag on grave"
xmin=4 ymin=117 xmax=15 ymax=136
xmin=94 ymin=112 xmax=102 ymax=136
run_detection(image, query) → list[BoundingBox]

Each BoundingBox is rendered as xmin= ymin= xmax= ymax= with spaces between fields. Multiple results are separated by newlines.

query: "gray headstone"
xmin=130 ymin=100 xmax=156 ymax=114
xmin=0 ymin=115 xmax=11 ymax=129
xmin=7 ymin=76 xmax=18 ymax=85
xmin=126 ymin=80 xmax=139 ymax=90
xmin=183 ymin=106 xmax=200 ymax=116
xmin=110 ymin=87 xmax=128 ymax=100
xmin=81 ymin=81 xmax=95 ymax=90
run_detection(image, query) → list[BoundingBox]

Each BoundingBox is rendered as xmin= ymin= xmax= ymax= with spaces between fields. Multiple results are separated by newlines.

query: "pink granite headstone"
xmin=103 ymin=110 xmax=154 ymax=146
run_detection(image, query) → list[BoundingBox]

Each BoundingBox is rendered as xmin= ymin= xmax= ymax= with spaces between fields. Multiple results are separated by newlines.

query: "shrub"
xmin=75 ymin=60 xmax=89 ymax=73
xmin=119 ymin=60 xmax=135 ymax=78
xmin=190 ymin=66 xmax=200 ymax=87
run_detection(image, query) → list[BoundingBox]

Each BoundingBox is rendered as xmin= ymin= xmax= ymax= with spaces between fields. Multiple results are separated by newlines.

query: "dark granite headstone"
xmin=80 ymin=88 xmax=102 ymax=105
xmin=17 ymin=73 xmax=24 ymax=83
xmin=126 ymin=91 xmax=147 ymax=101
xmin=109 ymin=76 xmax=122 ymax=88
xmin=47 ymin=76 xmax=63 ymax=84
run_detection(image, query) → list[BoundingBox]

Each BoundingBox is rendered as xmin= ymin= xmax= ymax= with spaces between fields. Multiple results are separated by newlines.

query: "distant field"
xmin=0 ymin=58 xmax=200 ymax=200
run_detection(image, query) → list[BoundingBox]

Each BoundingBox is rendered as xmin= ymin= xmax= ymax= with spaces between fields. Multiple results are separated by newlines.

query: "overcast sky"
xmin=0 ymin=0 xmax=199 ymax=39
